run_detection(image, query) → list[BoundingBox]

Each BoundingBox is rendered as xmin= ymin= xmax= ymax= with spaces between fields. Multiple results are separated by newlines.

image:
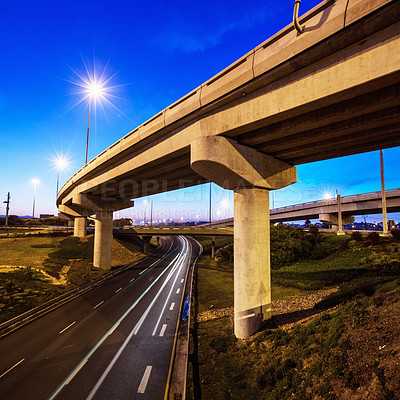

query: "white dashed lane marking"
xmin=137 ymin=366 xmax=152 ymax=393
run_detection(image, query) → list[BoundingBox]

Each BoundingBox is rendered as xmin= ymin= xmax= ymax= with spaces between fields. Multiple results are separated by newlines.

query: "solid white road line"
xmin=65 ymin=360 xmax=88 ymax=385
xmin=115 ymin=287 xmax=122 ymax=294
xmin=151 ymin=237 xmax=188 ymax=336
xmin=169 ymin=302 xmax=175 ymax=311
xmin=107 ymin=322 xmax=120 ymax=337
xmin=137 ymin=366 xmax=152 ymax=393
xmin=93 ymin=301 xmax=104 ymax=310
xmin=135 ymin=250 xmax=184 ymax=335
xmin=59 ymin=321 xmax=76 ymax=334
xmin=0 ymin=358 xmax=24 ymax=379
xmin=176 ymin=288 xmax=180 ymax=294
xmin=84 ymin=252 xmax=183 ymax=400
xmin=159 ymin=324 xmax=167 ymax=337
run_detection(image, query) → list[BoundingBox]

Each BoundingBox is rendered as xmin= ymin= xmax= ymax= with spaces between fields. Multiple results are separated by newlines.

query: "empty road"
xmin=0 ymin=235 xmax=200 ymax=399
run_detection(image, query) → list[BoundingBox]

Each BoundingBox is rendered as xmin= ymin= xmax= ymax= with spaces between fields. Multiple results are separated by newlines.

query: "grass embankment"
xmin=0 ymin=234 xmax=143 ymax=323
xmin=187 ymin=232 xmax=400 ymax=399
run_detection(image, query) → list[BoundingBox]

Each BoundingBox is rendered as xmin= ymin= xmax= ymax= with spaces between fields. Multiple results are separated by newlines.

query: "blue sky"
xmin=0 ymin=0 xmax=399 ymax=222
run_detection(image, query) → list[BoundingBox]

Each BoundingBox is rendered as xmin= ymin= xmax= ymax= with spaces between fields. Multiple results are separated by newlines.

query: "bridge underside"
xmin=232 ymin=82 xmax=400 ymax=165
xmin=58 ymin=0 xmax=400 ymax=339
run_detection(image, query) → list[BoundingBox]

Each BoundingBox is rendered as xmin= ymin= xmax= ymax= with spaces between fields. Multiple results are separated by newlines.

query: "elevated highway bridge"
xmin=204 ymin=188 xmax=400 ymax=228
xmin=58 ymin=0 xmax=400 ymax=338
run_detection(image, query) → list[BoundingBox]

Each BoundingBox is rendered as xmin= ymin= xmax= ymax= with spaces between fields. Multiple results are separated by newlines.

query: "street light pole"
xmin=380 ymin=149 xmax=388 ymax=235
xmin=85 ymin=97 xmax=92 ymax=165
xmin=4 ymin=192 xmax=10 ymax=227
xmin=336 ymin=190 xmax=344 ymax=235
xmin=209 ymin=182 xmax=212 ymax=227
xmin=56 ymin=170 xmax=60 ymax=197
xmin=31 ymin=180 xmax=39 ymax=219
xmin=150 ymin=195 xmax=154 ymax=227
xmin=143 ymin=199 xmax=147 ymax=226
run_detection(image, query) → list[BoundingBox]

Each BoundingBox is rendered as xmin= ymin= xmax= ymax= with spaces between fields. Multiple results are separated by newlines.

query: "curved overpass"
xmin=57 ymin=0 xmax=400 ymax=339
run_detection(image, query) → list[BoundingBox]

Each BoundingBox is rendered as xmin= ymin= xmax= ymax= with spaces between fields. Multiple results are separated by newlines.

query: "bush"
xmin=270 ymin=225 xmax=314 ymax=269
xmin=367 ymin=232 xmax=380 ymax=245
xmin=391 ymin=228 xmax=400 ymax=240
xmin=351 ymin=231 xmax=363 ymax=242
xmin=217 ymin=244 xmax=233 ymax=264
xmin=360 ymin=253 xmax=399 ymax=270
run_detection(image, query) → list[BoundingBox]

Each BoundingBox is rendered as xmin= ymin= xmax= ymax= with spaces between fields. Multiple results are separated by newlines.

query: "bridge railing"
xmin=271 ymin=188 xmax=400 ymax=214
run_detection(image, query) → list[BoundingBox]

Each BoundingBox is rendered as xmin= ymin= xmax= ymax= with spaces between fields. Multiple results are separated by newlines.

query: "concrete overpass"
xmin=58 ymin=0 xmax=400 ymax=338
xmin=205 ymin=188 xmax=400 ymax=229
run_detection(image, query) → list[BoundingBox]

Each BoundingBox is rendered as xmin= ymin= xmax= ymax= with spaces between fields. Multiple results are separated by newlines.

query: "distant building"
xmin=40 ymin=214 xmax=54 ymax=219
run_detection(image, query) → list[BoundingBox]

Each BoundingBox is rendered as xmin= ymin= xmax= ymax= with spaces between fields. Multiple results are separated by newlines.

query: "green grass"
xmin=188 ymin=233 xmax=400 ymax=399
xmin=188 ymin=287 xmax=400 ymax=400
xmin=197 ymin=256 xmax=310 ymax=314
xmin=0 ymin=234 xmax=143 ymax=323
xmin=197 ymin=257 xmax=234 ymax=313
xmin=272 ymin=246 xmax=373 ymax=290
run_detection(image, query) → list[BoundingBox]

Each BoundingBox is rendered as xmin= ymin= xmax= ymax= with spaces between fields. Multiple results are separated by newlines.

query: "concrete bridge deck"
xmin=57 ymin=0 xmax=400 ymax=204
xmin=57 ymin=0 xmax=400 ymax=338
xmin=206 ymin=188 xmax=400 ymax=227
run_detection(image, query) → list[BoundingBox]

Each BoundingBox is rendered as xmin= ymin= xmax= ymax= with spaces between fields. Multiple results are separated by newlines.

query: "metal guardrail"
xmin=0 ymin=251 xmax=154 ymax=338
xmin=166 ymin=238 xmax=203 ymax=400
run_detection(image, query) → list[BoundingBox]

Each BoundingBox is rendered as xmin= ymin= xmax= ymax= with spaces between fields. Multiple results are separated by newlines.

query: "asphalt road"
xmin=0 ymin=235 xmax=200 ymax=399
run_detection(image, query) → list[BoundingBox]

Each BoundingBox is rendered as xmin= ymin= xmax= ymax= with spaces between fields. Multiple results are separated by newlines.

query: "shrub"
xmin=270 ymin=225 xmax=314 ymax=268
xmin=367 ymin=232 xmax=380 ymax=245
xmin=310 ymin=243 xmax=329 ymax=259
xmin=391 ymin=228 xmax=400 ymax=240
xmin=217 ymin=244 xmax=233 ymax=264
xmin=351 ymin=231 xmax=363 ymax=241
xmin=360 ymin=253 xmax=399 ymax=270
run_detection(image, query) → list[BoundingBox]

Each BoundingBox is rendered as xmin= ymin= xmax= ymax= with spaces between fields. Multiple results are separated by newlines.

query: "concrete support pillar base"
xmin=94 ymin=211 xmax=113 ymax=270
xmin=74 ymin=216 xmax=87 ymax=237
xmin=234 ymin=187 xmax=271 ymax=339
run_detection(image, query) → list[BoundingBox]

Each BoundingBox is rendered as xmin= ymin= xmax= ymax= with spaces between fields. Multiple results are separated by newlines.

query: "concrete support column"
xmin=337 ymin=194 xmax=345 ymax=235
xmin=211 ymin=237 xmax=215 ymax=259
xmin=191 ymin=136 xmax=296 ymax=339
xmin=141 ymin=236 xmax=152 ymax=254
xmin=94 ymin=211 xmax=113 ymax=269
xmin=74 ymin=216 xmax=87 ymax=237
xmin=234 ymin=187 xmax=271 ymax=339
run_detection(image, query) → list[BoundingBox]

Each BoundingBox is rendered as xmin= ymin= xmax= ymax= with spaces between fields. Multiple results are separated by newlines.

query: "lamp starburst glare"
xmin=323 ymin=191 xmax=333 ymax=200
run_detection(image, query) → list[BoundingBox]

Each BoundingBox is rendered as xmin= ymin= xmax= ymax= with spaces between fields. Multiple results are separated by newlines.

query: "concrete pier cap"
xmin=191 ymin=136 xmax=297 ymax=339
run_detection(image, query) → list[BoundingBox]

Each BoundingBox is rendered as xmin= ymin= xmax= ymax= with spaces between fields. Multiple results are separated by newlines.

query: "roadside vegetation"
xmin=188 ymin=227 xmax=400 ymax=399
xmin=0 ymin=234 xmax=144 ymax=323
xmin=0 ymin=215 xmax=67 ymax=227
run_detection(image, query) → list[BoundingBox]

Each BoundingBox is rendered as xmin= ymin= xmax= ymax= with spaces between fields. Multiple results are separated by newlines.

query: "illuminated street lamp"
xmin=85 ymin=82 xmax=104 ymax=165
xmin=143 ymin=199 xmax=148 ymax=226
xmin=323 ymin=191 xmax=333 ymax=201
xmin=220 ymin=198 xmax=230 ymax=219
xmin=31 ymin=179 xmax=40 ymax=219
xmin=53 ymin=154 xmax=70 ymax=196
